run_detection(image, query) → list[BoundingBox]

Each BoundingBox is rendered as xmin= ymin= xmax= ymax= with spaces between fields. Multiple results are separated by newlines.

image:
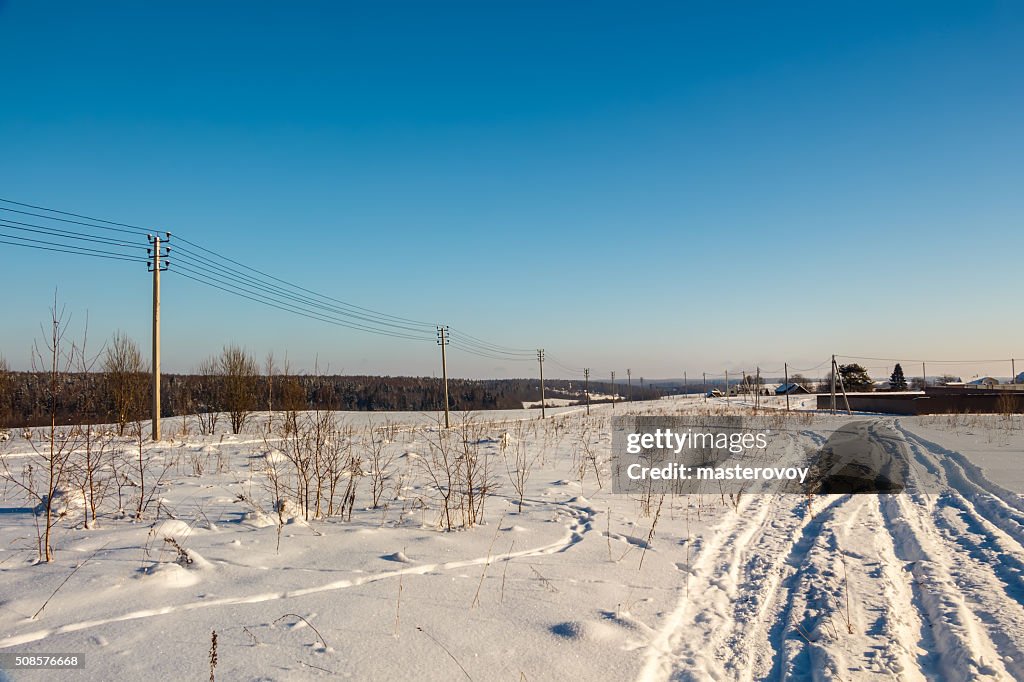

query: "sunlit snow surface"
xmin=1 ymin=398 xmax=1022 ymax=681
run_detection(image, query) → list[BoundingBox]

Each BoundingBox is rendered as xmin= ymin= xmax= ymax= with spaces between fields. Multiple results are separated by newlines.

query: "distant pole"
xmin=683 ymin=371 xmax=687 ymax=397
xmin=830 ymin=355 xmax=837 ymax=415
xmin=583 ymin=368 xmax=591 ymax=415
xmin=784 ymin=362 xmax=790 ymax=412
xmin=537 ymin=349 xmax=546 ymax=419
xmin=611 ymin=371 xmax=616 ymax=409
xmin=627 ymin=369 xmax=632 ymax=402
xmin=725 ymin=369 xmax=730 ymax=405
xmin=755 ymin=366 xmax=761 ymax=412
xmin=836 ymin=362 xmax=852 ymax=414
xmin=922 ymin=362 xmax=927 ymax=391
xmin=148 ymin=233 xmax=169 ymax=442
xmin=1014 ymin=358 xmax=1017 ymax=384
xmin=437 ymin=326 xmax=450 ymax=428
xmin=703 ymin=372 xmax=707 ymax=401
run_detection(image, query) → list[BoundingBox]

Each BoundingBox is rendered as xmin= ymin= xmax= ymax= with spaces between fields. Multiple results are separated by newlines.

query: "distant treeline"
xmin=0 ymin=372 xmax=660 ymax=429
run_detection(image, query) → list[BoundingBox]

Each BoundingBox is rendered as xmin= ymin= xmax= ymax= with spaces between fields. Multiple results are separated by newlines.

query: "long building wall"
xmin=815 ymin=389 xmax=1024 ymax=415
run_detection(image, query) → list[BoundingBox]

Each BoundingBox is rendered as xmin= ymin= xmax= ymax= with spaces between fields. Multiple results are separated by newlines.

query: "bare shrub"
xmin=0 ymin=299 xmax=83 ymax=561
xmin=219 ymin=345 xmax=259 ymax=435
xmin=366 ymin=423 xmax=396 ymax=509
xmin=195 ymin=357 xmax=222 ymax=435
xmin=0 ymin=355 xmax=11 ymax=425
xmin=502 ymin=421 xmax=538 ymax=512
xmin=103 ymin=332 xmax=148 ymax=436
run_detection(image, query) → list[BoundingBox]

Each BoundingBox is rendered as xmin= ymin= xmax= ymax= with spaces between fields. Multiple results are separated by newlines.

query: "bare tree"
xmin=420 ymin=419 xmax=459 ymax=531
xmin=264 ymin=351 xmax=276 ymax=434
xmin=0 ymin=355 xmax=11 ymax=426
xmin=278 ymin=360 xmax=306 ymax=436
xmin=502 ymin=421 xmax=538 ymax=513
xmin=0 ymin=298 xmax=82 ymax=561
xmin=73 ymin=320 xmax=109 ymax=527
xmin=219 ymin=345 xmax=258 ymax=435
xmin=366 ymin=422 xmax=396 ymax=509
xmin=103 ymin=332 xmax=148 ymax=436
xmin=195 ymin=356 xmax=222 ymax=435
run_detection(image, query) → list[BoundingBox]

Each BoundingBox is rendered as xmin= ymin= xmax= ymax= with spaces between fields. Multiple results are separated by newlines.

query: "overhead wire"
xmin=0 ymin=237 xmax=146 ymax=263
xmin=0 ymin=218 xmax=148 ymax=250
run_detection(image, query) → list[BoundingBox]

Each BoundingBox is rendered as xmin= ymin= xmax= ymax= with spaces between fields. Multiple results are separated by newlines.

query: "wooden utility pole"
xmin=836 ymin=360 xmax=852 ymax=414
xmin=611 ymin=371 xmax=615 ymax=409
xmin=921 ymin=362 xmax=926 ymax=391
xmin=627 ymin=368 xmax=632 ymax=402
xmin=437 ymin=326 xmax=450 ymax=428
xmin=830 ymin=354 xmax=837 ymax=415
xmin=583 ymin=367 xmax=591 ymax=415
xmin=537 ymin=349 xmax=546 ymax=419
xmin=784 ymin=362 xmax=790 ymax=412
xmin=1014 ymin=358 xmax=1017 ymax=384
xmin=148 ymin=233 xmax=169 ymax=442
xmin=755 ymin=366 xmax=761 ymax=412
xmin=725 ymin=369 xmax=730 ymax=405
xmin=703 ymin=372 xmax=707 ymax=401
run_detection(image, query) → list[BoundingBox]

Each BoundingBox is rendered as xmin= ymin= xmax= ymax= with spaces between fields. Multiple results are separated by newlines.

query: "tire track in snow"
xmin=762 ymin=493 xmax=853 ymax=681
xmin=637 ymin=428 xmax=841 ymax=682
xmin=895 ymin=420 xmax=1024 ymax=544
xmin=636 ymin=492 xmax=774 ymax=682
xmin=892 ymin=424 xmax=1024 ymax=678
xmin=0 ymin=501 xmax=596 ymax=649
xmin=878 ymin=450 xmax=1009 ymax=682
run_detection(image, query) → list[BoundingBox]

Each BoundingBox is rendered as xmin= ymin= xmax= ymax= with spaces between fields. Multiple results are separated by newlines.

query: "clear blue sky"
xmin=1 ymin=1 xmax=1021 ymax=380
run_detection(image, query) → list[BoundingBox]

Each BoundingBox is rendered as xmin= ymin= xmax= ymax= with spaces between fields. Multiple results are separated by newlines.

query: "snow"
xmin=1 ymin=401 xmax=1022 ymax=680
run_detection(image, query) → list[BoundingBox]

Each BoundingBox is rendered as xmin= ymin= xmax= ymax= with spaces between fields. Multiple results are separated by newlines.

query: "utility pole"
xmin=725 ymin=369 xmax=730 ymax=405
xmin=703 ymin=372 xmax=707 ymax=401
xmin=611 ymin=371 xmax=616 ymax=409
xmin=147 ymin=233 xmax=170 ymax=442
xmin=830 ymin=355 xmax=837 ymax=415
xmin=627 ymin=368 xmax=632 ymax=402
xmin=583 ymin=368 xmax=591 ymax=415
xmin=755 ymin=366 xmax=761 ymax=412
xmin=537 ymin=349 xmax=546 ymax=419
xmin=437 ymin=326 xmax=450 ymax=428
xmin=683 ymin=371 xmax=687 ymax=397
xmin=784 ymin=362 xmax=790 ymax=412
xmin=836 ymin=360 xmax=852 ymax=414
xmin=921 ymin=362 xmax=927 ymax=391
xmin=1014 ymin=358 xmax=1017 ymax=384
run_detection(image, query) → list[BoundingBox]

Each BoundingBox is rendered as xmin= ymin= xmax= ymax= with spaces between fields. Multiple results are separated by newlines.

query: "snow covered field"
xmin=1 ymin=399 xmax=1022 ymax=681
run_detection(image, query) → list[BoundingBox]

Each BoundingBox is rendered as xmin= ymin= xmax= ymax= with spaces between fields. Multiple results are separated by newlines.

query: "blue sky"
xmin=1 ymin=1 xmax=1021 ymax=379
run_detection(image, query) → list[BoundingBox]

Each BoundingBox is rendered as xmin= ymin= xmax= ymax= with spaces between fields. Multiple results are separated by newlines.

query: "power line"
xmin=446 ymin=328 xmax=534 ymax=355
xmin=0 ymin=218 xmax=147 ymax=250
xmin=444 ymin=327 xmax=532 ymax=356
xmin=545 ymin=354 xmax=586 ymax=376
xmin=172 ymin=262 xmax=435 ymax=341
xmin=0 ymin=231 xmax=146 ymax=261
xmin=448 ymin=340 xmax=534 ymax=362
xmin=0 ymin=197 xmax=545 ymax=355
xmin=0 ymin=204 xmax=152 ymax=237
xmin=173 ymin=235 xmax=434 ymax=330
xmin=173 ymin=269 xmax=436 ymax=342
xmin=0 ymin=197 xmax=153 ymax=234
xmin=171 ymin=249 xmax=434 ymax=335
xmin=838 ymin=354 xmax=1010 ymax=364
xmin=0 ymin=236 xmax=146 ymax=263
